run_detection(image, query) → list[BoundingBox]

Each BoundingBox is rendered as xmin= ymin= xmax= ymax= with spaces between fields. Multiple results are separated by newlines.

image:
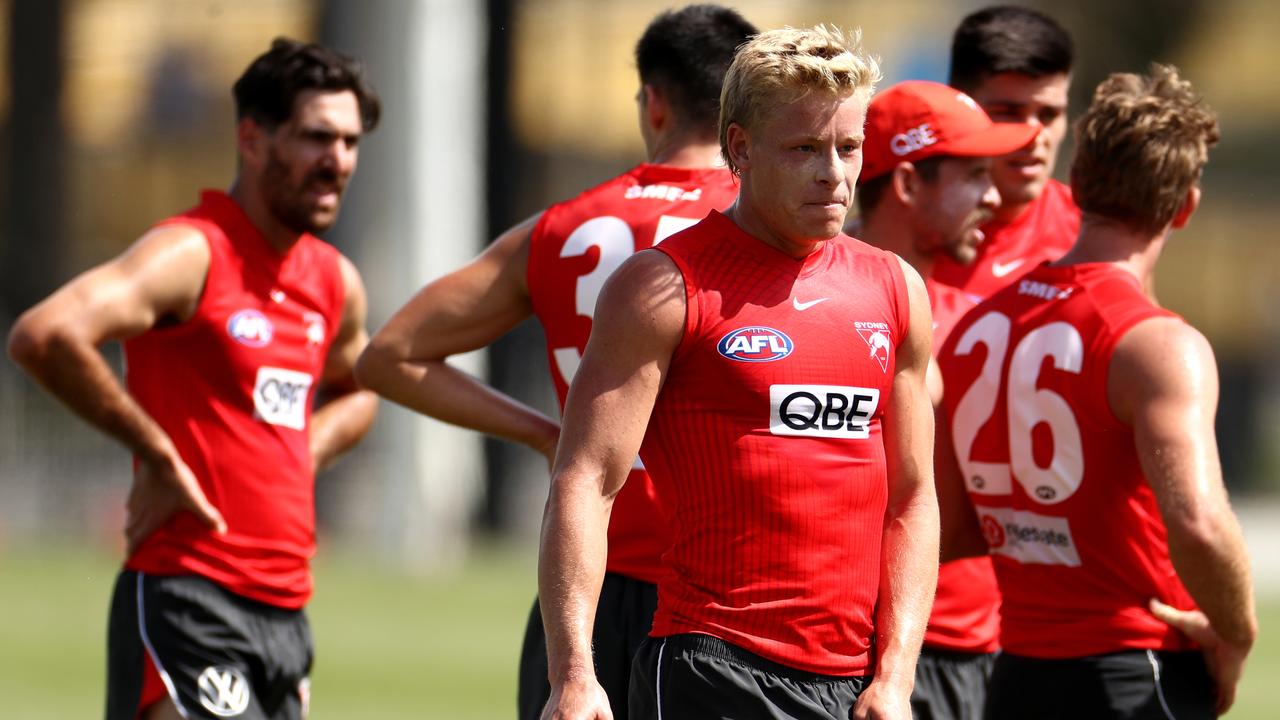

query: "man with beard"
xmin=8 ymin=38 xmax=380 ymax=720
xmin=853 ymin=81 xmax=1035 ymax=719
xmin=931 ymin=5 xmax=1080 ymax=299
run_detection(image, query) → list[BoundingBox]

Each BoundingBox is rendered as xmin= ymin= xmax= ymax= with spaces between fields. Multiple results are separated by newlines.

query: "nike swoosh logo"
xmin=991 ymin=259 xmax=1026 ymax=278
xmin=793 ymin=297 xmax=829 ymax=311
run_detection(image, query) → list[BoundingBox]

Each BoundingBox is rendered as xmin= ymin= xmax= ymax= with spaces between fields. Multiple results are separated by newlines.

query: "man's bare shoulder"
xmin=1109 ymin=315 xmax=1215 ymax=422
xmin=594 ymin=248 xmax=686 ymax=339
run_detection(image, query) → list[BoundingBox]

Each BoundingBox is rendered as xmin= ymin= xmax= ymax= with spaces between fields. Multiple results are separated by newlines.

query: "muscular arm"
xmin=538 ymin=250 xmax=685 ymax=719
xmin=1110 ymin=317 xmax=1256 ymax=711
xmin=856 ymin=259 xmax=939 ymax=720
xmin=354 ymin=214 xmax=560 ymax=462
xmin=8 ymin=227 xmax=207 ymax=457
xmin=6 ymin=226 xmax=225 ymax=544
xmin=310 ymin=254 xmax=378 ymax=471
xmin=935 ymin=406 xmax=988 ymax=563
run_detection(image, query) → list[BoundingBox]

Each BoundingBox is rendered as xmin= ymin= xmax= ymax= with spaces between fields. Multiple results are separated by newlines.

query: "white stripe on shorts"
xmin=136 ymin=572 xmax=191 ymax=719
xmin=655 ymin=638 xmax=668 ymax=720
xmin=1145 ymin=649 xmax=1177 ymax=720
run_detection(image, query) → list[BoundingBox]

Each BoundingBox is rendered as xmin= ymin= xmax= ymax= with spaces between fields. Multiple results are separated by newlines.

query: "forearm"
xmin=310 ymin=387 xmax=378 ymax=472
xmin=1167 ymin=510 xmax=1257 ymax=649
xmin=538 ymin=472 xmax=613 ymax=685
xmin=11 ymin=331 xmax=172 ymax=460
xmin=874 ymin=491 xmax=939 ymax=683
xmin=358 ymin=350 xmax=559 ymax=456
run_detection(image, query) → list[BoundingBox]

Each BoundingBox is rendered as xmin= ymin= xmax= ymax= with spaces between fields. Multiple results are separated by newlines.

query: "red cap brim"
xmin=942 ymin=122 xmax=1039 ymax=158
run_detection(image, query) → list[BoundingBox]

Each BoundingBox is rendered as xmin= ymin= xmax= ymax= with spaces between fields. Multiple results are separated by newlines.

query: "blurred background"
xmin=0 ymin=0 xmax=1277 ymax=717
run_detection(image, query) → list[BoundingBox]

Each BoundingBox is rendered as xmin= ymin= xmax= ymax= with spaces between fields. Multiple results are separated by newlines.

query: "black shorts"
xmin=629 ymin=633 xmax=869 ymax=720
xmin=107 ymin=570 xmax=314 ymax=720
xmin=911 ymin=646 xmax=995 ymax=720
xmin=985 ymin=649 xmax=1214 ymax=720
xmin=518 ymin=572 xmax=658 ymax=720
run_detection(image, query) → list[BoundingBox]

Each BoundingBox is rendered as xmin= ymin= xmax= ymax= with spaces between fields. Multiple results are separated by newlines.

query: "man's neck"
xmin=859 ymin=207 xmax=933 ymax=279
xmin=649 ymin=134 xmax=725 ymax=169
xmin=991 ymin=197 xmax=1032 ymax=225
xmin=1055 ymin=214 xmax=1165 ymax=298
xmin=724 ymin=200 xmax=822 ymax=260
xmin=228 ymin=181 xmax=304 ymax=254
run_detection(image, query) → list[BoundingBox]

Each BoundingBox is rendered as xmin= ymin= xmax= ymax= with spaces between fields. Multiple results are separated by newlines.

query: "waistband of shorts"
xmin=657 ymin=633 xmax=871 ymax=685
xmin=920 ymin=645 xmax=998 ymax=662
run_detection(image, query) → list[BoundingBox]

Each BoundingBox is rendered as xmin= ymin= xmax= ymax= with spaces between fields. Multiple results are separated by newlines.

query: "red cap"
xmin=860 ymin=80 xmax=1038 ymax=181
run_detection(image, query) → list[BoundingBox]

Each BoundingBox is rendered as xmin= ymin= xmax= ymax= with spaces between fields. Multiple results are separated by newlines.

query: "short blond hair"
xmin=1071 ymin=64 xmax=1219 ymax=235
xmin=719 ymin=25 xmax=882 ymax=174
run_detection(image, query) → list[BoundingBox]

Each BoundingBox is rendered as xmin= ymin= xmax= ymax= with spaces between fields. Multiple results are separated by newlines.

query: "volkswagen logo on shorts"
xmin=197 ymin=665 xmax=251 ymax=716
xmin=717 ymin=326 xmax=793 ymax=362
xmin=227 ymin=309 xmax=274 ymax=347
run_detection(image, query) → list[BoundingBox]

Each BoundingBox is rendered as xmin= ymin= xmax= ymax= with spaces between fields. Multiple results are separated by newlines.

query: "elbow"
xmin=1166 ymin=507 xmax=1224 ymax=554
xmin=7 ymin=312 xmax=61 ymax=372
xmin=353 ymin=338 xmax=395 ymax=392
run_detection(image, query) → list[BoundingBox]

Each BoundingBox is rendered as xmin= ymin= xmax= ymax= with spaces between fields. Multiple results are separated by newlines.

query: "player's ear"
xmin=891 ymin=162 xmax=918 ymax=206
xmin=642 ymin=83 xmax=668 ymax=134
xmin=1170 ymin=185 xmax=1201 ymax=230
xmin=725 ymin=122 xmax=751 ymax=172
xmin=237 ymin=117 xmax=267 ymax=166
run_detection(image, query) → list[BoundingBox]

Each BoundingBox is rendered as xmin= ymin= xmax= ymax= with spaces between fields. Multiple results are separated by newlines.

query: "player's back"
xmin=938 ymin=261 xmax=1197 ymax=658
xmin=526 ymin=163 xmax=739 ymax=583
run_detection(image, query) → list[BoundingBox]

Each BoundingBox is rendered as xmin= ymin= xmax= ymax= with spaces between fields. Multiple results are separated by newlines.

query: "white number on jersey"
xmin=550 ymin=214 xmax=698 ymax=386
xmin=950 ymin=312 xmax=1085 ymax=505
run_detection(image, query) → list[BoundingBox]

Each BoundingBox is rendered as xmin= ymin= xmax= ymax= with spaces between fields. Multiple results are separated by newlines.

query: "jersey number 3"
xmin=551 ymin=214 xmax=698 ymax=386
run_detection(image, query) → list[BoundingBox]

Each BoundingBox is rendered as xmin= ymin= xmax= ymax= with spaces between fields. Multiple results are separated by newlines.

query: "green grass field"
xmin=0 ymin=542 xmax=1275 ymax=719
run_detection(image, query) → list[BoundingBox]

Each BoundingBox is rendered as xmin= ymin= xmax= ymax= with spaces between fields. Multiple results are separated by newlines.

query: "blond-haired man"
xmin=937 ymin=65 xmax=1256 ymax=719
xmin=539 ymin=26 xmax=938 ymax=720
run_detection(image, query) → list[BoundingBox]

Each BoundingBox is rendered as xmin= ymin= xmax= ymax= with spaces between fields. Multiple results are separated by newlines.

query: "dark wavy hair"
xmin=233 ymin=37 xmax=381 ymax=132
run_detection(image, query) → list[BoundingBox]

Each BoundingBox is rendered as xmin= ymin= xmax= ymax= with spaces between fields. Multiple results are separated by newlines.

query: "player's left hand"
xmin=125 ymin=449 xmax=226 ymax=555
xmin=851 ymin=674 xmax=912 ymax=720
xmin=1150 ymin=598 xmax=1249 ymax=716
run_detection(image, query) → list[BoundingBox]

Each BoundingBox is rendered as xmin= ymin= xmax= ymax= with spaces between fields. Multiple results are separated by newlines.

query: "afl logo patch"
xmin=717 ymin=327 xmax=794 ymax=362
xmin=227 ymin=309 xmax=273 ymax=347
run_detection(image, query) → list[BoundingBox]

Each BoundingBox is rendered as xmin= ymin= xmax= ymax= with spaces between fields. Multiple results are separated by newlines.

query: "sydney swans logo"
xmin=855 ymin=321 xmax=893 ymax=372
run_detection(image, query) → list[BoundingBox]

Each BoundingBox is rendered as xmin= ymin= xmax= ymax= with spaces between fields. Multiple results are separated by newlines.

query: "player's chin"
xmin=304 ymin=208 xmax=341 ymax=234
xmin=799 ymin=205 xmax=848 ymax=238
xmin=947 ymin=242 xmax=980 ymax=266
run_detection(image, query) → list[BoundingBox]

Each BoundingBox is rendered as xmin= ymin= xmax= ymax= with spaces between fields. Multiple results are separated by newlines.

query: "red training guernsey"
xmin=125 ymin=190 xmax=345 ymax=609
xmin=932 ymin=179 xmax=1079 ymax=299
xmin=642 ymin=211 xmax=910 ymax=675
xmin=527 ymin=163 xmax=740 ymax=584
xmin=925 ymin=279 xmax=1001 ymax=653
xmin=937 ymin=262 xmax=1197 ymax=657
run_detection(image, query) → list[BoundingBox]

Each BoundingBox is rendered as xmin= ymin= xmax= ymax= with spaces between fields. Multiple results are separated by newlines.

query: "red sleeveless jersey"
xmin=527 ymin=163 xmax=740 ymax=584
xmin=124 ymin=191 xmax=345 ymax=609
xmin=937 ymin=262 xmax=1197 ymax=657
xmin=642 ymin=211 xmax=909 ymax=675
xmin=925 ymin=279 xmax=1001 ymax=653
xmin=932 ymin=179 xmax=1079 ymax=299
